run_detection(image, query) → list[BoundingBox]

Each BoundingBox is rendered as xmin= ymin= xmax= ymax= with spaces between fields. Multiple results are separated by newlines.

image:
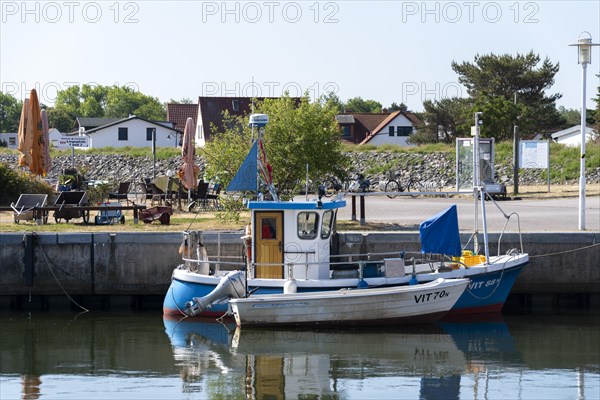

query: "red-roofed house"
xmin=195 ymin=96 xmax=302 ymax=146
xmin=167 ymin=103 xmax=199 ymax=132
xmin=336 ymin=111 xmax=420 ymax=146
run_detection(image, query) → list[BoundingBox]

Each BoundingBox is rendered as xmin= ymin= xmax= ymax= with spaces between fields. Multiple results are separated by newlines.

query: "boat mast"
xmin=473 ymin=112 xmax=489 ymax=262
xmin=473 ymin=112 xmax=481 ymax=255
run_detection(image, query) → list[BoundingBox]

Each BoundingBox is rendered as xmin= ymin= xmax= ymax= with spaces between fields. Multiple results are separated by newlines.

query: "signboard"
xmin=54 ymin=136 xmax=89 ymax=148
xmin=519 ymin=140 xmax=549 ymax=169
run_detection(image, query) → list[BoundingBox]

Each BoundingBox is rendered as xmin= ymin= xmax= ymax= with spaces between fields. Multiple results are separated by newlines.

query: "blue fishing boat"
xmin=163 ymin=113 xmax=528 ymax=317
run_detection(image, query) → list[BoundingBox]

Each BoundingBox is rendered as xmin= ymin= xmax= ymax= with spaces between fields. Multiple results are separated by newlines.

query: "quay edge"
xmin=0 ymin=231 xmax=598 ymax=310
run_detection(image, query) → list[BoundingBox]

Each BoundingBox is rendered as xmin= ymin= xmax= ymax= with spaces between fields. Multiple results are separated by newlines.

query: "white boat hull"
xmin=229 ymin=278 xmax=470 ymax=326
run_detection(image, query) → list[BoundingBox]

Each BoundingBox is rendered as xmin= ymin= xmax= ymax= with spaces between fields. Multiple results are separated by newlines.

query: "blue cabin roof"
xmin=247 ymin=199 xmax=346 ymax=210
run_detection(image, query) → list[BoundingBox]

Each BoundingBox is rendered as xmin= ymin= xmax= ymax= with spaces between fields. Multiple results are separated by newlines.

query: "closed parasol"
xmin=41 ymin=109 xmax=52 ymax=175
xmin=177 ymin=117 xmax=198 ymax=191
xmin=27 ymin=89 xmax=46 ymax=176
xmin=17 ymin=98 xmax=31 ymax=168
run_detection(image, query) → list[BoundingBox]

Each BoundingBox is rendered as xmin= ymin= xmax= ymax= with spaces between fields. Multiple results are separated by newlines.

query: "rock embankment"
xmin=1 ymin=151 xmax=598 ymax=189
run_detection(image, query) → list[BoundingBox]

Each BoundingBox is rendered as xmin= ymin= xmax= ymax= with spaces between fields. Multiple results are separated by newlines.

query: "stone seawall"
xmin=2 ymin=152 xmax=598 ymax=189
xmin=1 ymin=231 xmax=598 ymax=310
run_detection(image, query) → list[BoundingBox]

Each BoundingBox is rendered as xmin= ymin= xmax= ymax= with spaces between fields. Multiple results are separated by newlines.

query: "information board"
xmin=519 ymin=140 xmax=549 ymax=169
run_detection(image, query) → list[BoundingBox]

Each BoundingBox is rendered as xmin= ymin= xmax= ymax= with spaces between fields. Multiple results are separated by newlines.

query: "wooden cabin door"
xmin=254 ymin=211 xmax=283 ymax=279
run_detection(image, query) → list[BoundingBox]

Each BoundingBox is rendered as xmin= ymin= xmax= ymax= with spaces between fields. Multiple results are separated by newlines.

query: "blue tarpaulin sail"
xmin=227 ymin=142 xmax=258 ymax=193
xmin=419 ymin=204 xmax=461 ymax=256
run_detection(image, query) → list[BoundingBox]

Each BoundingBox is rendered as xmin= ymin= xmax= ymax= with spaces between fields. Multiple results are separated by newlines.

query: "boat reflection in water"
xmin=163 ymin=315 xmax=522 ymax=399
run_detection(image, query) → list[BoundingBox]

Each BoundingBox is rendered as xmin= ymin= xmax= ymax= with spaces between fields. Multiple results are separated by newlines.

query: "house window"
xmin=118 ymin=127 xmax=128 ymax=141
xmin=146 ymin=127 xmax=154 ymax=141
xmin=397 ymin=126 xmax=412 ymax=136
xmin=342 ymin=125 xmax=351 ymax=137
xmin=389 ymin=126 xmax=395 ymax=136
xmin=9 ymin=137 xmax=16 ymax=146
xmin=232 ymin=100 xmax=240 ymax=112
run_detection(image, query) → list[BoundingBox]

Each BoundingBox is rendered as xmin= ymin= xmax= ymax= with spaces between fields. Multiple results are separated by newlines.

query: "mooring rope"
xmin=37 ymin=234 xmax=89 ymax=313
xmin=529 ymin=242 xmax=600 ymax=259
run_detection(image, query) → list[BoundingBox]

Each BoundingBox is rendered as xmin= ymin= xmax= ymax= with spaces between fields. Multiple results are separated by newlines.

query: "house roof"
xmin=551 ymin=125 xmax=595 ymax=140
xmin=359 ymin=111 xmax=402 ymax=145
xmin=82 ymin=115 xmax=179 ymax=135
xmin=167 ymin=103 xmax=198 ymax=132
xmin=77 ymin=117 xmax=122 ymax=129
xmin=336 ymin=115 xmax=355 ymax=124
xmin=359 ymin=111 xmax=421 ymax=145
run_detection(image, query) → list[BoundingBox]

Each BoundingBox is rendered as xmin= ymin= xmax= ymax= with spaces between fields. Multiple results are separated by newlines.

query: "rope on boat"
xmin=529 ymin=242 xmax=600 ymax=259
xmin=465 ymin=254 xmax=509 ymax=300
xmin=36 ymin=233 xmax=89 ymax=313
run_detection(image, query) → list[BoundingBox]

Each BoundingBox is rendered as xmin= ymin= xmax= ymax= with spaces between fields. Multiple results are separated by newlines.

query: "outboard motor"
xmin=183 ymin=270 xmax=246 ymax=316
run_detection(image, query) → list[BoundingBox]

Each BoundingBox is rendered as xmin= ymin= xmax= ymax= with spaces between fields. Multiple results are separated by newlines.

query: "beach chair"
xmin=11 ymin=194 xmax=48 ymax=224
xmin=187 ymin=181 xmax=209 ymax=211
xmin=108 ymin=182 xmax=131 ymax=203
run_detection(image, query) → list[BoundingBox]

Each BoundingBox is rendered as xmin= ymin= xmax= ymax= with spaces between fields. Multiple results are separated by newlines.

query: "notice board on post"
xmin=519 ymin=140 xmax=550 ymax=191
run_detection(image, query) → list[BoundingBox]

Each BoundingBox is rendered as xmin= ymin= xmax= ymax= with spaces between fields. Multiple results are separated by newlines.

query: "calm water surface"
xmin=0 ymin=309 xmax=598 ymax=399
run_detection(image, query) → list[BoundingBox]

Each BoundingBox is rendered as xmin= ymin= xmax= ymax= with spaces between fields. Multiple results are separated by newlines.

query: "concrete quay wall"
xmin=0 ymin=231 xmax=598 ymax=308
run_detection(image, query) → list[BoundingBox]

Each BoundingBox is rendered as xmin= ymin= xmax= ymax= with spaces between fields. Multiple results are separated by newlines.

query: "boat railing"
xmin=484 ymin=193 xmax=525 ymax=255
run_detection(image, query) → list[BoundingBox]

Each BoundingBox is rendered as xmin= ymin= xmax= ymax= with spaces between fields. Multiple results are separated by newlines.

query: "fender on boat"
xmin=183 ymin=270 xmax=246 ymax=316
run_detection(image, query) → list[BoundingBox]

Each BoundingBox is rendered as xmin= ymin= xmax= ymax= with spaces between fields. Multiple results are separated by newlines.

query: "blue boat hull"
xmin=448 ymin=262 xmax=526 ymax=315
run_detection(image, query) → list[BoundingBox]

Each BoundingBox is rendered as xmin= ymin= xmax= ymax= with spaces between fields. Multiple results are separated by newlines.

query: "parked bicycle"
xmin=321 ymin=176 xmax=344 ymax=197
xmin=385 ymin=176 xmax=421 ymax=198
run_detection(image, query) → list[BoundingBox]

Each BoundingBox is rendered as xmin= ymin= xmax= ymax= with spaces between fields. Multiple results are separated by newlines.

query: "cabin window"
xmin=146 ymin=127 xmax=154 ymax=141
xmin=118 ymin=127 xmax=128 ymax=141
xmin=321 ymin=210 xmax=334 ymax=239
xmin=388 ymin=126 xmax=395 ymax=136
xmin=297 ymin=212 xmax=319 ymax=240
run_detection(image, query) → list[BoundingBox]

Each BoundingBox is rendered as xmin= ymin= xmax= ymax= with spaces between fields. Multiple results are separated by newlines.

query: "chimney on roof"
xmin=382 ymin=108 xmax=388 ymax=114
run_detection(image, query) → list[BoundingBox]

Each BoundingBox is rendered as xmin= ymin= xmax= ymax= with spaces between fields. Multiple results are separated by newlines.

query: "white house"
xmin=551 ymin=125 xmax=597 ymax=147
xmin=359 ymin=111 xmax=418 ymax=146
xmin=0 ymin=132 xmax=18 ymax=149
xmin=81 ymin=116 xmax=180 ymax=149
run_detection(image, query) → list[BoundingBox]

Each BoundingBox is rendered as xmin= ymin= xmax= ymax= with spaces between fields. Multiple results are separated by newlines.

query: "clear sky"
xmin=1 ymin=0 xmax=599 ymax=112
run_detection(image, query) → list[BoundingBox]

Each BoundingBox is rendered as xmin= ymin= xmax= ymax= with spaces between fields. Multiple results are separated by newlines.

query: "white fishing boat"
xmin=163 ymin=113 xmax=529 ymax=318
xmin=227 ymin=277 xmax=469 ymax=327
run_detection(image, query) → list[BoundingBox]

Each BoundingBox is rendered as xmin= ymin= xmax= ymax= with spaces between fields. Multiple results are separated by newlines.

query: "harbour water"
xmin=0 ymin=308 xmax=598 ymax=399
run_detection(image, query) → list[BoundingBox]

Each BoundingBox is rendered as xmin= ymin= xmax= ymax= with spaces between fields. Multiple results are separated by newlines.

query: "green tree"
xmin=557 ymin=106 xmax=580 ymax=127
xmin=202 ymin=95 xmax=349 ymax=198
xmin=322 ymin=91 xmax=344 ymax=113
xmin=345 ymin=97 xmax=382 ymax=113
xmin=414 ymin=98 xmax=471 ymax=144
xmin=389 ymin=102 xmax=408 ymax=112
xmin=168 ymin=98 xmax=194 ymax=104
xmin=0 ymin=91 xmax=23 ymax=132
xmin=452 ymin=52 xmax=562 ymax=140
xmin=48 ymin=84 xmax=167 ymax=132
xmin=104 ymin=86 xmax=166 ymax=120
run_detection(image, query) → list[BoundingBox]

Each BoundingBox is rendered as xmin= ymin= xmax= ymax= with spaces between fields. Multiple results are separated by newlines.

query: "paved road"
xmin=334 ymin=193 xmax=600 ymax=232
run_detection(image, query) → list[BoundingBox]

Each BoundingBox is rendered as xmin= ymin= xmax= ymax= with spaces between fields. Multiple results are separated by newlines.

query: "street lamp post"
xmin=570 ymin=32 xmax=599 ymax=230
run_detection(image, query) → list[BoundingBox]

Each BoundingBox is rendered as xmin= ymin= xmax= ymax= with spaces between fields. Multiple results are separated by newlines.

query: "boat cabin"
xmin=247 ymin=199 xmax=346 ymax=280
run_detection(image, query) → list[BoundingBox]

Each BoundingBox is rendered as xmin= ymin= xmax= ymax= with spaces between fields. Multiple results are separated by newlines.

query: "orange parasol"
xmin=41 ymin=109 xmax=52 ymax=175
xmin=27 ymin=89 xmax=46 ymax=176
xmin=17 ymin=98 xmax=31 ymax=168
xmin=177 ymin=117 xmax=199 ymax=190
